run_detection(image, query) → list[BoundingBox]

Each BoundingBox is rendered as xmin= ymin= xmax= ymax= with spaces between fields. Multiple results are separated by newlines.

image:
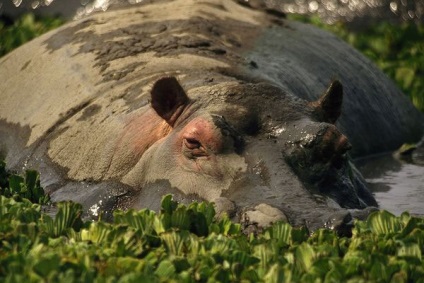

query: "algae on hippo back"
xmin=0 ymin=0 xmax=423 ymax=232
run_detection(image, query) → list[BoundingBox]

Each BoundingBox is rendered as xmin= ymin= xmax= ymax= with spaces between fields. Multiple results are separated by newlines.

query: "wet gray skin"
xmin=123 ymin=78 xmax=377 ymax=234
xmin=1 ymin=0 xmax=423 ymax=234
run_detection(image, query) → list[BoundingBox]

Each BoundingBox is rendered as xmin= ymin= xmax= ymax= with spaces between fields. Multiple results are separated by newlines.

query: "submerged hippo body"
xmin=1 ymin=0 xmax=423 ymax=231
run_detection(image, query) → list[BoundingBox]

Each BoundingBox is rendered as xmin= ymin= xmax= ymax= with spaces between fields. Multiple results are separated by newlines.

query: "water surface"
xmin=356 ymin=153 xmax=424 ymax=216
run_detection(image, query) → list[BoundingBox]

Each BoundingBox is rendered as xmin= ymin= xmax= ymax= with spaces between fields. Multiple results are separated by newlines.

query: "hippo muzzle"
xmin=215 ymin=80 xmax=377 ymax=233
xmin=283 ymin=120 xmax=377 ymax=209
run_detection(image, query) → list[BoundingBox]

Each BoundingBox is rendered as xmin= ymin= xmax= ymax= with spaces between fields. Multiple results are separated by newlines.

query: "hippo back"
xmin=243 ymin=22 xmax=424 ymax=157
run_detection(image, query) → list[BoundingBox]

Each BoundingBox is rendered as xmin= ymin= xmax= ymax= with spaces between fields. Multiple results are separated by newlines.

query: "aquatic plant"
xmin=0 ymin=165 xmax=423 ymax=282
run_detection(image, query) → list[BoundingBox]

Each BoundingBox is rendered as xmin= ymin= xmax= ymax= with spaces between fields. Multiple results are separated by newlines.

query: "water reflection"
xmin=1 ymin=0 xmax=422 ymax=23
xmin=266 ymin=0 xmax=423 ymax=24
xmin=356 ymin=154 xmax=424 ymax=216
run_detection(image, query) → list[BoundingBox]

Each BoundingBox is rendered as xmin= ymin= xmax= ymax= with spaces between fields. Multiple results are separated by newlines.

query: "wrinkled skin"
xmin=1 ymin=0 xmax=423 ymax=233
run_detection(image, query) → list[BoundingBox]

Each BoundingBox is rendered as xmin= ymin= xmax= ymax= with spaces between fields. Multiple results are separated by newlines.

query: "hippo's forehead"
xmin=187 ymin=82 xmax=311 ymax=136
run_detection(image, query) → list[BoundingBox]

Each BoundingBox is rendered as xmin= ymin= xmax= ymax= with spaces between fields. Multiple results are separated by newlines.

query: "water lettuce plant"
xmin=0 ymin=160 xmax=50 ymax=205
xmin=0 ymin=167 xmax=423 ymax=282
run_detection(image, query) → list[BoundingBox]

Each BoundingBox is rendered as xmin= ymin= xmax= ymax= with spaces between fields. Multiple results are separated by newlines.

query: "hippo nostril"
xmin=337 ymin=135 xmax=352 ymax=154
xmin=346 ymin=142 xmax=352 ymax=151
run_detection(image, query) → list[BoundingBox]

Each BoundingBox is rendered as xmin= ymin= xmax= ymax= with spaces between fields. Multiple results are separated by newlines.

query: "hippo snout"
xmin=297 ymin=123 xmax=352 ymax=163
xmin=321 ymin=125 xmax=352 ymax=155
xmin=284 ymin=122 xmax=354 ymax=180
xmin=316 ymin=124 xmax=352 ymax=168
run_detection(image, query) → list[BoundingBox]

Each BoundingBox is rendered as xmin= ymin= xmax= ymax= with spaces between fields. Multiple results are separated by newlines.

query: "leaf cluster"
xmin=0 ymin=160 xmax=50 ymax=205
xmin=1 ymin=190 xmax=423 ymax=282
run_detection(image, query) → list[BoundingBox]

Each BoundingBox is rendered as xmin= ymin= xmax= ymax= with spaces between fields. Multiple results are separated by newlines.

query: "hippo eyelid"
xmin=184 ymin=138 xmax=202 ymax=149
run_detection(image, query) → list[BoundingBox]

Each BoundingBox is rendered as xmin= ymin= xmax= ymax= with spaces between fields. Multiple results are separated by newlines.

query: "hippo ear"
xmin=311 ymin=80 xmax=343 ymax=124
xmin=151 ymin=77 xmax=189 ymax=125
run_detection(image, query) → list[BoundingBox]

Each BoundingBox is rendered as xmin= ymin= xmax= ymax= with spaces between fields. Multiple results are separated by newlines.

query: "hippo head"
xmin=123 ymin=76 xmax=377 ymax=233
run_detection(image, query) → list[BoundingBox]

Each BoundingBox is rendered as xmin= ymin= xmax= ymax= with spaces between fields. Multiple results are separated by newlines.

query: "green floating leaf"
xmin=207 ymin=234 xmax=237 ymax=256
xmin=367 ymin=210 xmax=403 ymax=235
xmin=229 ymin=250 xmax=260 ymax=267
xmin=171 ymin=207 xmax=191 ymax=231
xmin=172 ymin=257 xmax=191 ymax=273
xmin=119 ymin=272 xmax=157 ymax=283
xmin=32 ymin=254 xmax=61 ymax=277
xmin=161 ymin=194 xmax=178 ymax=214
xmin=215 ymin=215 xmax=241 ymax=235
xmin=263 ymin=264 xmax=289 ymax=283
xmin=0 ymin=160 xmax=9 ymax=189
xmin=397 ymin=243 xmax=422 ymax=260
xmin=291 ymin=226 xmax=309 ymax=244
xmin=390 ymin=271 xmax=408 ymax=283
xmin=114 ymin=209 xmax=156 ymax=234
xmin=254 ymin=244 xmax=274 ymax=270
xmin=295 ymin=243 xmax=316 ymax=272
xmin=268 ymin=221 xmax=292 ymax=247
xmin=8 ymin=175 xmax=25 ymax=194
xmin=161 ymin=231 xmax=187 ymax=256
xmin=324 ymin=261 xmax=344 ymax=282
xmin=369 ymin=261 xmax=389 ymax=281
xmin=81 ymin=221 xmax=111 ymax=244
xmin=189 ymin=211 xmax=209 ymax=237
xmin=194 ymin=201 xmax=215 ymax=225
xmin=44 ymin=202 xmax=83 ymax=237
xmin=1 ymin=167 xmax=49 ymax=204
xmin=25 ymin=170 xmax=48 ymax=204
xmin=155 ymin=260 xmax=176 ymax=278
xmin=241 ymin=268 xmax=260 ymax=282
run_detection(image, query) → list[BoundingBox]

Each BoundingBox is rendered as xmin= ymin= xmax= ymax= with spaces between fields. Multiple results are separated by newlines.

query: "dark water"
xmin=1 ymin=0 xmax=422 ymax=24
xmin=356 ymin=154 xmax=424 ymax=216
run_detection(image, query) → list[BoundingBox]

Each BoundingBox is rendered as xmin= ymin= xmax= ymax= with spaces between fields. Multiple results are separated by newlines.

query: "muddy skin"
xmin=121 ymin=78 xmax=374 ymax=235
xmin=1 ymin=0 xmax=423 ymax=234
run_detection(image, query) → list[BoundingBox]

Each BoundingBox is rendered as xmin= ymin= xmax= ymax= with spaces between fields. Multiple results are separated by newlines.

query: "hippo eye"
xmin=183 ymin=138 xmax=208 ymax=158
xmin=184 ymin=138 xmax=201 ymax=150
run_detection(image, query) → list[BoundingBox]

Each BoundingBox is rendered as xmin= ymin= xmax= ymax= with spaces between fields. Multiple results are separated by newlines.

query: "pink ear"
xmin=151 ymin=77 xmax=189 ymax=125
xmin=311 ymin=80 xmax=343 ymax=124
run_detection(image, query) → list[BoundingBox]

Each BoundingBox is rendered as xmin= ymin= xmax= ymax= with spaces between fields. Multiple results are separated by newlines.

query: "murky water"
xmin=356 ymin=153 xmax=424 ymax=216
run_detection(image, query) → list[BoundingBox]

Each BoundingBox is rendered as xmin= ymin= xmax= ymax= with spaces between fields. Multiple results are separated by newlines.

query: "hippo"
xmin=1 ymin=0 xmax=423 ymax=232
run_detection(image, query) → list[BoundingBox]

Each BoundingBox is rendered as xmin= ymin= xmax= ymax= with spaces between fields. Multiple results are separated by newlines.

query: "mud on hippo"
xmin=1 ymin=0 xmax=423 ymax=233
xmin=125 ymin=76 xmax=378 ymax=232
